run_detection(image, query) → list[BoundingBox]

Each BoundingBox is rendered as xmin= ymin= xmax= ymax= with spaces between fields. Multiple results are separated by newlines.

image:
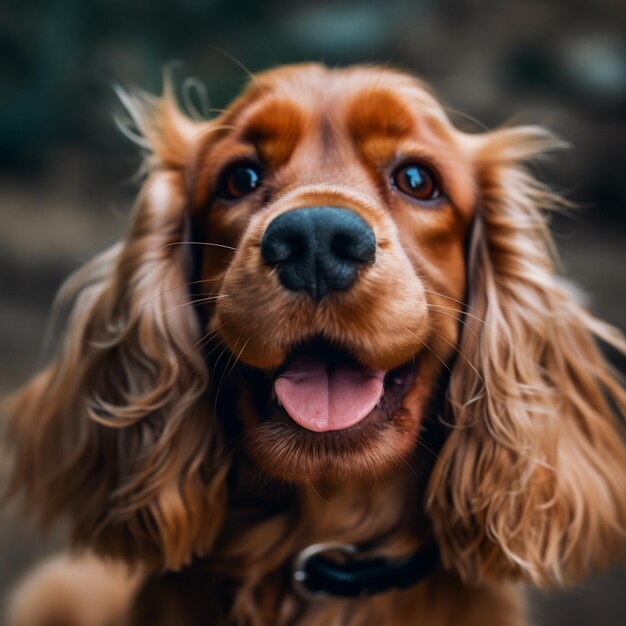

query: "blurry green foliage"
xmin=1 ymin=0 xmax=625 ymax=217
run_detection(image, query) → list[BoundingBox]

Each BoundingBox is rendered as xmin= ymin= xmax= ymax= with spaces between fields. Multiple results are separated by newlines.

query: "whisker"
xmin=160 ymin=241 xmax=237 ymax=252
xmin=403 ymin=326 xmax=453 ymax=376
xmin=213 ymin=336 xmax=243 ymax=416
xmin=306 ymin=480 xmax=330 ymax=504
xmin=139 ymin=277 xmax=226 ymax=308
xmin=428 ymin=303 xmax=546 ymax=378
xmin=162 ymin=293 xmax=227 ymax=316
xmin=429 ymin=328 xmax=485 ymax=385
xmin=210 ymin=46 xmax=263 ymax=92
xmin=397 ymin=454 xmax=421 ymax=479
xmin=211 ymin=344 xmax=233 ymax=393
xmin=421 ymin=288 xmax=467 ymax=308
xmin=415 ymin=436 xmax=442 ymax=462
xmin=198 ymin=124 xmax=239 ymax=135
xmin=426 ymin=302 xmax=488 ymax=327
xmin=197 ymin=329 xmax=226 ymax=355
xmin=426 ymin=305 xmax=481 ymax=342
xmin=190 ymin=326 xmax=225 ymax=375
xmin=441 ymin=106 xmax=489 ymax=133
xmin=214 ymin=334 xmax=253 ymax=415
xmin=183 ymin=331 xmax=224 ymax=384
xmin=223 ymin=336 xmax=251 ymax=383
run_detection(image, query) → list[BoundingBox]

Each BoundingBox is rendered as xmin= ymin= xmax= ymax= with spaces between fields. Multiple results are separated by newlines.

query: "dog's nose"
xmin=261 ymin=207 xmax=376 ymax=300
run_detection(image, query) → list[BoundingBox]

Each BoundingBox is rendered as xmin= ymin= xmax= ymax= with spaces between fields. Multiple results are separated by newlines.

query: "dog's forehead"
xmin=226 ymin=64 xmax=453 ymax=142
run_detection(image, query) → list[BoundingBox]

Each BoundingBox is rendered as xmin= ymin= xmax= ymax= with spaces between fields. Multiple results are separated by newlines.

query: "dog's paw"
xmin=7 ymin=553 xmax=143 ymax=626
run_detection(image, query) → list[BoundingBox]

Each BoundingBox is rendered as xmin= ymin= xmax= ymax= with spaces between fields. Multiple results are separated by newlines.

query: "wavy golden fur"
xmin=6 ymin=64 xmax=626 ymax=626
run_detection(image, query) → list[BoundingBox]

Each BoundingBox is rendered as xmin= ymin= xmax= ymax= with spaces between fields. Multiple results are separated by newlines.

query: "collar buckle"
xmin=292 ymin=542 xmax=357 ymax=600
xmin=291 ymin=540 xmax=440 ymax=600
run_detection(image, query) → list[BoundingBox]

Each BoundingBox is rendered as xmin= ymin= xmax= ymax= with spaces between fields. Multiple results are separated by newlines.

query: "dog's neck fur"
xmin=134 ymin=463 xmax=525 ymax=626
xmin=186 ymin=360 xmax=521 ymax=625
xmin=182 ymin=368 xmax=518 ymax=625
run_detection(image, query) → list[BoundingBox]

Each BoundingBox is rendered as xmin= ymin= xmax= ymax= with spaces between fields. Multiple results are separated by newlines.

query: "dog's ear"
xmin=5 ymin=86 xmax=229 ymax=570
xmin=427 ymin=126 xmax=626 ymax=585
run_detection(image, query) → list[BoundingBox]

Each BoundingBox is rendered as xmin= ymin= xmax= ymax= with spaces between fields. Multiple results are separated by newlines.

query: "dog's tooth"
xmin=277 ymin=396 xmax=283 ymax=408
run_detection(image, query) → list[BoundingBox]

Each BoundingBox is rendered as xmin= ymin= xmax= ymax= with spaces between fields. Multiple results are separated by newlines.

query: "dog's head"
xmin=7 ymin=64 xmax=626 ymax=584
xmin=199 ymin=66 xmax=475 ymax=481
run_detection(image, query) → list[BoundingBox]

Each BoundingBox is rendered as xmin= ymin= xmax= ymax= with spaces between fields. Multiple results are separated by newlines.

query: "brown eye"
xmin=392 ymin=163 xmax=440 ymax=201
xmin=220 ymin=163 xmax=262 ymax=199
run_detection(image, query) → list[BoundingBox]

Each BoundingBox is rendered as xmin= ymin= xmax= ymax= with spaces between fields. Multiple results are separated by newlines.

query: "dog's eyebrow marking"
xmin=346 ymin=89 xmax=415 ymax=145
xmin=242 ymin=99 xmax=304 ymax=167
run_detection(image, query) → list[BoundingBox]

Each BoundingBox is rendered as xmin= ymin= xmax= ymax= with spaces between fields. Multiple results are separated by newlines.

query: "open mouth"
xmin=245 ymin=339 xmax=418 ymax=434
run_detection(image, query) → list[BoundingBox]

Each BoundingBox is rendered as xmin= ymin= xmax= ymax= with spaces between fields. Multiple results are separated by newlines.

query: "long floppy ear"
xmin=427 ymin=126 xmax=626 ymax=585
xmin=5 ymin=86 xmax=228 ymax=569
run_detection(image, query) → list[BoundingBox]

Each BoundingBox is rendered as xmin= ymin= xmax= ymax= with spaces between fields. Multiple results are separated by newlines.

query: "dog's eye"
xmin=392 ymin=163 xmax=440 ymax=201
xmin=219 ymin=164 xmax=262 ymax=199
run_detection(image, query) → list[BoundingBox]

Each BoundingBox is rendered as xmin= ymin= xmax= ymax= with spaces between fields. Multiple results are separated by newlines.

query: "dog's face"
xmin=190 ymin=65 xmax=475 ymax=480
xmin=8 ymin=63 xmax=626 ymax=580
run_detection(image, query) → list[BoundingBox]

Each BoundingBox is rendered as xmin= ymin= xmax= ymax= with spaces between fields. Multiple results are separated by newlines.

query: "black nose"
xmin=260 ymin=207 xmax=376 ymax=300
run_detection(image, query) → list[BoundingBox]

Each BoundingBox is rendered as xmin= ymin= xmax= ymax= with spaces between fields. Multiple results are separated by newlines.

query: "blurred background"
xmin=1 ymin=0 xmax=625 ymax=623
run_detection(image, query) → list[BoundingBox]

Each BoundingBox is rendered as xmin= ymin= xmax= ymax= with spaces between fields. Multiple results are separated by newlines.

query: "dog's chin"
xmin=233 ymin=338 xmax=431 ymax=482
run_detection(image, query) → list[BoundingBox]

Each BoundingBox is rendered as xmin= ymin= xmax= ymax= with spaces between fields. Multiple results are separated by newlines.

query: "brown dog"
xmin=6 ymin=64 xmax=626 ymax=626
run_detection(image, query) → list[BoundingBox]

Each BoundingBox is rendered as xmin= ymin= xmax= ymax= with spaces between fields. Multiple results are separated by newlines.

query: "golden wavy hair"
xmin=427 ymin=126 xmax=626 ymax=585
xmin=6 ymin=100 xmax=230 ymax=567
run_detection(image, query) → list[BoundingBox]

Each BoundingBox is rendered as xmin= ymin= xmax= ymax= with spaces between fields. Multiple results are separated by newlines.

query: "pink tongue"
xmin=274 ymin=354 xmax=385 ymax=432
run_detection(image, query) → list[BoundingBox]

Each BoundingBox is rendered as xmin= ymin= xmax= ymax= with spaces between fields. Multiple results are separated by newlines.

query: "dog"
xmin=6 ymin=63 xmax=626 ymax=626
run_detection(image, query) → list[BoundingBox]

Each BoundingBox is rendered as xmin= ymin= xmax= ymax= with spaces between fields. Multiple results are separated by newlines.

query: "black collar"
xmin=292 ymin=541 xmax=440 ymax=599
